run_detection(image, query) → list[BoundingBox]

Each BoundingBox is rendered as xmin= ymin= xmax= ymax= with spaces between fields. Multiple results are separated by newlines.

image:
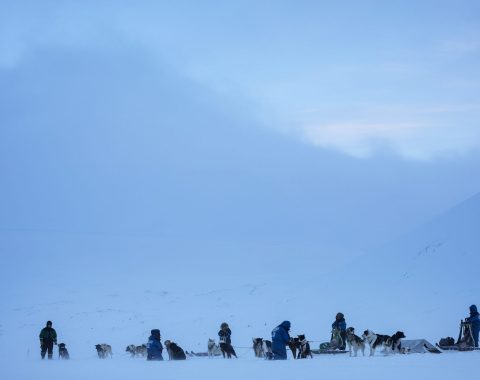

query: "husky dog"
xmin=387 ymin=331 xmax=406 ymax=353
xmin=263 ymin=340 xmax=273 ymax=360
xmin=362 ymin=330 xmax=388 ymax=356
xmin=126 ymin=345 xmax=136 ymax=357
xmin=135 ymin=344 xmax=147 ymax=357
xmin=288 ymin=337 xmax=300 ymax=359
xmin=58 ymin=343 xmax=70 ymax=360
xmin=95 ymin=344 xmax=112 ymax=359
xmin=345 ymin=327 xmax=365 ymax=357
xmin=207 ymin=339 xmax=221 ymax=358
xmin=252 ymin=338 xmax=265 ymax=358
xmin=126 ymin=344 xmax=147 ymax=357
xmin=297 ymin=334 xmax=313 ymax=359
xmin=362 ymin=330 xmax=391 ymax=356
xmin=220 ymin=342 xmax=237 ymax=358
xmin=164 ymin=340 xmax=187 ymax=360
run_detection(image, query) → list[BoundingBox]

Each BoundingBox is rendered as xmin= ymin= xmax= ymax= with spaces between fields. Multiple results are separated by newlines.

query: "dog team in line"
xmin=39 ymin=305 xmax=480 ymax=361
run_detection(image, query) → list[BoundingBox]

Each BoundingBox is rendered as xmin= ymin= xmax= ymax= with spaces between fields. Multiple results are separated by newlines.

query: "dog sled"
xmin=436 ymin=320 xmax=479 ymax=352
xmin=185 ymin=350 xmax=221 ymax=357
xmin=311 ymin=341 xmax=348 ymax=355
xmin=400 ymin=339 xmax=441 ymax=354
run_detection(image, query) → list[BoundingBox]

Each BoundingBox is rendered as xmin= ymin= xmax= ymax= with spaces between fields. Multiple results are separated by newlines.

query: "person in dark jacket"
xmin=271 ymin=321 xmax=291 ymax=360
xmin=39 ymin=321 xmax=57 ymax=359
xmin=147 ymin=329 xmax=164 ymax=361
xmin=218 ymin=322 xmax=237 ymax=358
xmin=331 ymin=312 xmax=347 ymax=350
xmin=466 ymin=304 xmax=480 ymax=347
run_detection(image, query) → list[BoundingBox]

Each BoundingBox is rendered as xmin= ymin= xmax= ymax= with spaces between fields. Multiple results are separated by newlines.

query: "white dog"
xmin=207 ymin=339 xmax=221 ymax=358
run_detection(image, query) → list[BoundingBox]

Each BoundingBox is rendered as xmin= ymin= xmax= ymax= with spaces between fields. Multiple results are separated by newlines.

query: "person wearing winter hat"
xmin=218 ymin=322 xmax=237 ymax=358
xmin=331 ymin=312 xmax=347 ymax=350
xmin=466 ymin=305 xmax=480 ymax=347
xmin=147 ymin=329 xmax=164 ymax=360
xmin=39 ymin=321 xmax=57 ymax=359
xmin=271 ymin=321 xmax=291 ymax=360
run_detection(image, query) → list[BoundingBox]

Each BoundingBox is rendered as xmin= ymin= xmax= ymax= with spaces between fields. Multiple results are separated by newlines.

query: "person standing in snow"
xmin=39 ymin=321 xmax=57 ymax=359
xmin=271 ymin=321 xmax=291 ymax=360
xmin=466 ymin=305 xmax=480 ymax=347
xmin=218 ymin=322 xmax=237 ymax=358
xmin=331 ymin=312 xmax=347 ymax=350
xmin=147 ymin=329 xmax=164 ymax=361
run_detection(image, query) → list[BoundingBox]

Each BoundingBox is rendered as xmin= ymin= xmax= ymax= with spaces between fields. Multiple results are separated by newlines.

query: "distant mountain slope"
xmin=1 ymin=193 xmax=478 ymax=361
xmin=333 ymin=192 xmax=480 ymax=339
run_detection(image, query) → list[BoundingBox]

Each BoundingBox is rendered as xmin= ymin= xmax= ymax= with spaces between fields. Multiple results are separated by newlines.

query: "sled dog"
xmin=387 ymin=331 xmax=406 ymax=353
xmin=362 ymin=330 xmax=391 ymax=356
xmin=164 ymin=340 xmax=187 ymax=360
xmin=207 ymin=339 xmax=221 ymax=358
xmin=345 ymin=327 xmax=365 ymax=357
xmin=252 ymin=338 xmax=265 ymax=358
xmin=126 ymin=344 xmax=147 ymax=357
xmin=58 ymin=343 xmax=70 ymax=360
xmin=95 ymin=344 xmax=112 ymax=359
xmin=297 ymin=334 xmax=313 ymax=358
xmin=263 ymin=339 xmax=273 ymax=360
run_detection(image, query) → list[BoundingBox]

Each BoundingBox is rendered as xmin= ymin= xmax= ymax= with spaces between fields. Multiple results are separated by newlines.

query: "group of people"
xmin=269 ymin=313 xmax=346 ymax=360
xmin=38 ymin=305 xmax=480 ymax=360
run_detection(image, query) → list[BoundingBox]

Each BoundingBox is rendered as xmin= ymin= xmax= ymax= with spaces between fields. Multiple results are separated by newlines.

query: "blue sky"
xmin=1 ymin=1 xmax=479 ymax=254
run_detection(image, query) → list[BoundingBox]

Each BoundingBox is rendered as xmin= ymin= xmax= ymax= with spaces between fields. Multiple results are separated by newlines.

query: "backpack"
xmin=438 ymin=337 xmax=455 ymax=347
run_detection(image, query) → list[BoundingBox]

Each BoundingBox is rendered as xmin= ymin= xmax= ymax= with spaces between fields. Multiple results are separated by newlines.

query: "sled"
xmin=311 ymin=349 xmax=348 ymax=355
xmin=436 ymin=319 xmax=479 ymax=352
xmin=435 ymin=343 xmax=480 ymax=352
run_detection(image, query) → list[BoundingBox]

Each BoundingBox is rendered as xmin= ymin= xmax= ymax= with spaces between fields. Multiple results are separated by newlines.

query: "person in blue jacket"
xmin=466 ymin=305 xmax=480 ymax=347
xmin=147 ymin=329 xmax=164 ymax=361
xmin=271 ymin=321 xmax=291 ymax=360
xmin=331 ymin=312 xmax=347 ymax=350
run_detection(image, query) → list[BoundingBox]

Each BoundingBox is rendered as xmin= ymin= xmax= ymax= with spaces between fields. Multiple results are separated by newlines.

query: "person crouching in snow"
xmin=147 ymin=329 xmax=163 ymax=361
xmin=466 ymin=305 xmax=480 ymax=347
xmin=271 ymin=321 xmax=291 ymax=360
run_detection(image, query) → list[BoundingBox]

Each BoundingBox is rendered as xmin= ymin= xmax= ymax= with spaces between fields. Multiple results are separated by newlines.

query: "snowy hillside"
xmin=0 ymin=193 xmax=479 ymax=378
xmin=330 ymin=192 xmax=480 ymax=339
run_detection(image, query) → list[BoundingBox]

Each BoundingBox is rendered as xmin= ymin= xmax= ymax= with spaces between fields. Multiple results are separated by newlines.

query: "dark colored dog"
xmin=252 ymin=338 xmax=273 ymax=359
xmin=220 ymin=342 xmax=237 ymax=358
xmin=253 ymin=338 xmax=264 ymax=358
xmin=164 ymin=340 xmax=187 ymax=360
xmin=388 ymin=331 xmax=406 ymax=352
xmin=297 ymin=334 xmax=313 ymax=359
xmin=288 ymin=337 xmax=301 ymax=359
xmin=58 ymin=343 xmax=70 ymax=360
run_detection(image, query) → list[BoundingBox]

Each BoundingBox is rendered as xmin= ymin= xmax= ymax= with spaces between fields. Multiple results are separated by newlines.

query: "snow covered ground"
xmin=3 ymin=348 xmax=479 ymax=380
xmin=1 ymin=193 xmax=479 ymax=379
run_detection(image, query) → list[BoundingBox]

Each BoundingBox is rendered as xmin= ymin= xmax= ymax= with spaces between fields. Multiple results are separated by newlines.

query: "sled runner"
xmin=435 ymin=343 xmax=480 ymax=352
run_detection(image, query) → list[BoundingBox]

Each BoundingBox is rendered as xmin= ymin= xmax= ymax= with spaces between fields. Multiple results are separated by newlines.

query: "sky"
xmin=1 ymin=0 xmax=480 ymax=257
